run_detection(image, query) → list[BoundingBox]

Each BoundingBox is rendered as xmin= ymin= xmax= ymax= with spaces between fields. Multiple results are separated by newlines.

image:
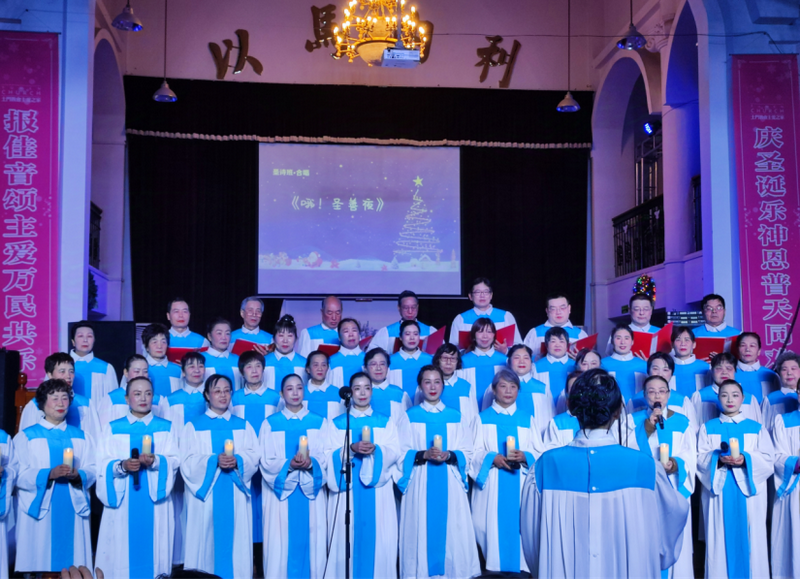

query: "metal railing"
xmin=612 ymin=195 xmax=664 ymax=277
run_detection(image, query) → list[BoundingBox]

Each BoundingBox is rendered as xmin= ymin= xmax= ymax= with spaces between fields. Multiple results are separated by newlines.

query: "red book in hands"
xmin=359 ymin=335 xmax=373 ymax=350
xmin=231 ymin=339 xmax=273 ymax=356
xmin=630 ymin=323 xmax=673 ymax=359
xmin=423 ymin=326 xmax=447 ymax=355
xmin=166 ymin=346 xmax=208 ymax=365
xmin=318 ymin=344 xmax=341 ymax=357
xmin=694 ymin=336 xmax=733 ymax=363
xmin=571 ymin=333 xmax=598 ymax=353
xmin=460 ymin=325 xmax=516 ymax=350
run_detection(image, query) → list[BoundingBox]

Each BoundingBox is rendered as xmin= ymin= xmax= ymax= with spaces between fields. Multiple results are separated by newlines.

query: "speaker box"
xmin=0 ymin=350 xmax=21 ymax=434
xmin=66 ymin=321 xmax=137 ymax=383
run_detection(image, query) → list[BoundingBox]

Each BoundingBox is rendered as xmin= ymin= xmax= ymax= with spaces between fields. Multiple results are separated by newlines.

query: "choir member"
xmin=202 ymin=317 xmax=241 ymax=388
xmin=389 ymin=320 xmax=434 ymax=399
xmin=14 ymin=379 xmax=96 ymax=573
xmin=763 ymin=351 xmax=800 ymax=433
xmin=524 ymin=293 xmax=588 ymax=360
xmin=554 ymin=348 xmax=601 ymax=412
xmin=471 ymin=369 xmax=544 ymax=575
xmin=19 ymin=353 xmax=94 ymax=436
xmin=520 ymin=369 xmax=689 ymax=578
xmin=629 ymin=352 xmax=697 ymax=430
xmin=260 ymin=374 xmax=328 ymax=579
xmin=180 ymin=374 xmax=260 ymax=579
xmin=396 ymin=365 xmax=480 ymax=579
xmin=263 ymin=314 xmax=308 ymax=391
xmin=118 ymin=353 xmax=149 ymax=391
xmin=697 ymin=379 xmax=774 ymax=579
xmin=735 ymin=332 xmax=780 ymax=403
xmin=600 ymin=323 xmax=647 ymax=404
xmin=364 ymin=348 xmax=411 ymax=423
xmin=369 ymin=290 xmax=437 ymax=353
xmin=604 ymin=293 xmax=660 ymax=355
xmin=449 ymin=277 xmax=521 ymax=353
xmin=533 ymin=326 xmax=576 ymax=408
xmin=69 ymin=321 xmax=117 ymax=402
xmin=230 ymin=296 xmax=273 ymax=355
xmin=95 ymin=377 xmax=180 ymax=578
xmin=693 ymin=293 xmax=741 ymax=338
xmin=461 ymin=318 xmax=508 ymax=411
xmin=296 ymin=295 xmax=342 ymax=357
xmin=303 ymin=350 xmax=345 ymax=421
xmin=0 ymin=427 xmax=16 ymax=579
xmin=324 ymin=372 xmax=401 ymax=579
xmin=142 ymin=323 xmax=182 ymax=397
xmin=770 ymin=402 xmax=800 ymax=579
xmin=166 ymin=297 xmax=209 ymax=348
xmin=629 ymin=375 xmax=697 ymax=579
xmin=328 ymin=318 xmax=365 ymax=387
xmin=424 ymin=343 xmax=478 ymax=432
xmin=671 ymin=326 xmax=711 ymax=398
xmin=693 ymin=353 xmax=762 ymax=425
xmin=96 ymin=354 xmax=165 ymax=431
xmin=542 ymin=394 xmax=581 ymax=451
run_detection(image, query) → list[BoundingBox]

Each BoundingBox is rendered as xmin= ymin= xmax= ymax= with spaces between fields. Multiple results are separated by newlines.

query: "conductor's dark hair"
xmin=44 ymin=352 xmax=74 ymax=375
xmin=70 ymin=321 xmax=95 ymax=341
xmin=203 ymin=374 xmax=232 ymax=403
xmin=710 ymin=352 xmax=738 ymax=370
xmin=568 ymin=369 xmax=622 ymax=430
xmin=35 ymin=378 xmax=73 ymax=411
xmin=338 ymin=317 xmax=361 ymax=335
xmin=274 ymin=314 xmax=297 ymax=337
xmin=417 ymin=364 xmax=444 ymax=385
xmin=126 ymin=376 xmax=153 ymax=396
xmin=507 ymin=344 xmax=533 ymax=360
xmin=280 ymin=373 xmax=303 ymax=392
xmin=181 ymin=351 xmax=205 ymax=369
xmin=397 ymin=290 xmax=418 ymax=306
xmin=364 ymin=347 xmax=389 ymax=368
xmin=574 ymin=348 xmax=600 ymax=369
xmin=671 ymin=325 xmax=696 ymax=343
xmin=306 ymin=349 xmax=330 ymax=371
xmin=124 ymin=353 xmax=147 ymax=371
xmin=206 ymin=316 xmax=231 ymax=335
xmin=157 ymin=569 xmax=221 ymax=579
xmin=737 ymin=332 xmax=762 ymax=350
xmin=433 ymin=343 xmax=462 ymax=369
xmin=349 ymin=371 xmax=370 ymax=388
xmin=238 ymin=350 xmax=266 ymax=374
xmin=701 ymin=293 xmax=726 ymax=311
xmin=544 ymin=325 xmax=569 ymax=345
xmin=719 ymin=379 xmax=744 ymax=395
xmin=167 ymin=297 xmax=190 ymax=312
xmin=399 ymin=319 xmax=420 ymax=336
xmin=491 ymin=368 xmax=520 ymax=391
xmin=142 ymin=323 xmax=170 ymax=348
xmin=469 ymin=277 xmax=493 ymax=293
xmin=647 ymin=352 xmax=675 ymax=375
xmin=468 ymin=317 xmax=496 ymax=352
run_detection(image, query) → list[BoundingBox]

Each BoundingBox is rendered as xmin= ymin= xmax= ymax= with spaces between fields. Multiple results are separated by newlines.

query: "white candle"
xmin=433 ymin=435 xmax=442 ymax=451
xmin=507 ymin=436 xmax=516 ymax=455
xmin=299 ymin=436 xmax=309 ymax=459
xmin=63 ymin=448 xmax=73 ymax=469
xmin=142 ymin=435 xmax=152 ymax=455
xmin=659 ymin=443 xmax=669 ymax=467
xmin=362 ymin=426 xmax=371 ymax=443
xmin=224 ymin=439 xmax=234 ymax=456
xmin=729 ymin=437 xmax=740 ymax=459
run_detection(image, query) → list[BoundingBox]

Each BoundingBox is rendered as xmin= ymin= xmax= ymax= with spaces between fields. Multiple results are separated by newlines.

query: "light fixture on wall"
xmin=557 ymin=0 xmax=579 ymax=113
xmin=112 ymin=1 xmax=143 ymax=32
xmin=153 ymin=0 xmax=177 ymax=102
xmin=617 ymin=0 xmax=646 ymax=50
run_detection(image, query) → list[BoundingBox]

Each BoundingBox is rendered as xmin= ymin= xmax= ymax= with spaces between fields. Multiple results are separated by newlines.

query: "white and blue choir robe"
xmin=19 ymin=392 xmax=95 ymax=439
xmin=396 ymin=401 xmax=481 ymax=579
xmin=697 ymin=413 xmax=774 ymax=579
xmin=264 ymin=350 xmax=308 ymax=391
xmin=304 ymin=380 xmax=345 ymax=421
xmin=461 ymin=348 xmax=508 ymax=411
xmin=692 ymin=322 xmax=741 ymax=338
xmin=762 ymin=387 xmax=799 ymax=433
xmin=389 ymin=349 xmax=434 ymax=399
xmin=629 ymin=388 xmax=698 ymax=433
xmin=692 ymin=384 xmax=763 ymax=426
xmin=203 ymin=347 xmax=241 ymax=389
xmin=603 ymin=323 xmax=660 ymax=356
xmin=0 ymin=430 xmax=16 ymax=579
xmin=296 ymin=323 xmax=339 ymax=358
xmin=95 ymin=388 xmax=165 ymax=432
xmin=520 ymin=429 xmax=689 ymax=579
xmin=324 ymin=408 xmax=401 ymax=579
xmin=769 ymin=410 xmax=800 ymax=579
xmin=231 ymin=382 xmax=280 ymax=544
xmin=482 ymin=373 xmax=554 ymax=436
xmin=169 ymin=327 xmax=210 ymax=348
xmin=369 ymin=319 xmax=436 ymax=353
xmin=672 ymin=355 xmax=711 ymax=399
xmin=629 ymin=409 xmax=697 ymax=579
xmin=735 ymin=361 xmax=780 ymax=404
xmin=230 ymin=326 xmax=273 ymax=353
xmin=542 ymin=411 xmax=580 ymax=451
xmin=14 ymin=419 xmax=96 ymax=572
xmin=524 ymin=321 xmax=587 ymax=360
xmin=328 ymin=346 xmax=365 ymax=388
xmin=260 ymin=407 xmax=328 ymax=579
xmin=471 ymin=402 xmax=544 ymax=574
xmin=71 ymin=350 xmax=118 ymax=403
xmin=449 ymin=306 xmax=522 ymax=348
xmin=95 ymin=412 xmax=180 ymax=578
xmin=180 ymin=409 xmax=260 ymax=579
xmin=370 ymin=379 xmax=412 ymax=424
xmin=146 ymin=354 xmax=183 ymax=398
xmin=416 ymin=373 xmax=479 ymax=435
xmin=600 ymin=352 xmax=647 ymax=405
xmin=534 ymin=353 xmax=576 ymax=410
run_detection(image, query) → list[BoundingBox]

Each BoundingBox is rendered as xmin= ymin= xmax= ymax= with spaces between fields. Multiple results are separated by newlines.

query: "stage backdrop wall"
xmin=124 ymin=76 xmax=592 ymax=339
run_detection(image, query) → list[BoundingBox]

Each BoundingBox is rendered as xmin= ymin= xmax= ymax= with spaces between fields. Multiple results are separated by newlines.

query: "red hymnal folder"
xmin=631 ymin=323 xmax=674 ymax=358
xmin=166 ymin=347 xmax=208 ymax=365
xmin=318 ymin=344 xmax=341 ymax=357
xmin=359 ymin=335 xmax=373 ymax=351
xmin=230 ymin=340 xmax=274 ymax=356
xmin=694 ymin=336 xmax=734 ymax=363
xmin=391 ymin=338 xmax=402 ymax=354
xmin=458 ymin=324 xmax=516 ymax=350
xmin=423 ymin=326 xmax=447 ymax=355
xmin=571 ymin=333 xmax=598 ymax=353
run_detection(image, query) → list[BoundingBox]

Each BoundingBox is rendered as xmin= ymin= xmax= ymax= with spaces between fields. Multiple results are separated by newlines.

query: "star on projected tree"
xmin=393 ymin=176 xmax=443 ymax=266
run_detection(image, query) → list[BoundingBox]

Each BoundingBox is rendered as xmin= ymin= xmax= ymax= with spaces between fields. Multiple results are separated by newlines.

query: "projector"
xmin=381 ymin=47 xmax=421 ymax=68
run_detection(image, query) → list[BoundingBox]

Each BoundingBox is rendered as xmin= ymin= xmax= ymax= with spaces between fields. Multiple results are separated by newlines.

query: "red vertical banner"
xmin=0 ymin=32 xmax=59 ymax=380
xmin=733 ymin=55 xmax=800 ymax=365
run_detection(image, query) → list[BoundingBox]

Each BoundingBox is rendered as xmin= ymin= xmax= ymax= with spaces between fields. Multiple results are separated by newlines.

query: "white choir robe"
xmin=296 ymin=322 xmax=339 ymax=358
xmin=461 ymin=348 xmax=508 ymax=412
xmin=370 ymin=379 xmax=412 ymax=424
xmin=260 ymin=407 xmax=328 ymax=579
xmin=304 ymin=381 xmax=346 ymax=422
xmin=368 ymin=319 xmax=437 ymax=353
xmin=520 ymin=429 xmax=689 ymax=579
xmin=542 ymin=411 xmax=580 ymax=451
xmin=14 ymin=418 xmax=96 ymax=572
xmin=0 ymin=430 xmax=17 ymax=579
xmin=628 ymin=409 xmax=697 ymax=579
xmin=482 ymin=373 xmax=554 ymax=436
xmin=449 ymin=306 xmax=522 ymax=347
xmin=470 ymin=403 xmax=544 ymax=574
xmin=95 ymin=412 xmax=180 ymax=578
xmin=396 ymin=401 xmax=481 ymax=579
xmin=692 ymin=384 xmax=762 ymax=426
xmin=71 ymin=350 xmax=118 ymax=404
xmin=180 ymin=409 xmax=260 ymax=579
xmin=324 ymin=407 xmax=401 ymax=579
xmin=327 ymin=346 xmax=365 ymax=388
xmin=203 ymin=348 xmax=242 ymax=390
xmin=19 ymin=393 xmax=96 ymax=439
xmin=770 ymin=411 xmax=800 ymax=579
xmin=94 ymin=388 xmax=166 ymax=433
xmin=629 ymin=386 xmax=699 ymax=433
xmin=524 ymin=321 xmax=588 ymax=361
xmin=697 ymin=413 xmax=774 ymax=579
xmin=414 ymin=374 xmax=479 ymax=437
xmin=263 ymin=351 xmax=308 ymax=391
xmin=761 ymin=387 xmax=798 ymax=434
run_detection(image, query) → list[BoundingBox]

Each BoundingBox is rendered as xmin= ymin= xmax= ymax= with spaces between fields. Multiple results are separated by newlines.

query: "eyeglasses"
xmin=547 ymin=305 xmax=569 ymax=312
xmin=366 ymin=361 xmax=387 ymax=369
xmin=631 ymin=307 xmax=652 ymax=313
xmin=400 ymin=305 xmax=419 ymax=311
xmin=471 ymin=290 xmax=492 ymax=296
xmin=704 ymin=306 xmax=725 ymax=313
xmin=438 ymin=355 xmax=458 ymax=362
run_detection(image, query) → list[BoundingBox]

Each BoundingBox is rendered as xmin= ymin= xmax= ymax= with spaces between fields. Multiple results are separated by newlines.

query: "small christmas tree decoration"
xmin=632 ymin=275 xmax=656 ymax=302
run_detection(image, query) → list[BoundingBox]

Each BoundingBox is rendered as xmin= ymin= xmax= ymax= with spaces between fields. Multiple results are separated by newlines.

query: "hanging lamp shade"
xmin=617 ymin=23 xmax=647 ymax=50
xmin=152 ymin=80 xmax=177 ymax=102
xmin=112 ymin=1 xmax=143 ymax=32
xmin=557 ymin=91 xmax=580 ymax=113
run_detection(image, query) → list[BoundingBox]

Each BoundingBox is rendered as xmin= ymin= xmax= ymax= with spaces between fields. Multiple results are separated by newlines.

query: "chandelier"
xmin=332 ymin=0 xmax=432 ymax=66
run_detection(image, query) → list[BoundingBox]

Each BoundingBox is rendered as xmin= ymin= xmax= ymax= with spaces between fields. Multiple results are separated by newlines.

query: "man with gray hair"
xmin=296 ymin=295 xmax=343 ymax=357
xmin=230 ymin=296 xmax=273 ymax=355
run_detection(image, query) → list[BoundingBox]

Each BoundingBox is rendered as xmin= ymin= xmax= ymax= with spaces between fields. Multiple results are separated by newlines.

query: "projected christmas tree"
xmin=393 ymin=177 xmax=443 ymax=263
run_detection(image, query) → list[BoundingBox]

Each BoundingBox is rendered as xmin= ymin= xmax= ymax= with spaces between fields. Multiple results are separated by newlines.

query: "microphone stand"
xmin=342 ymin=391 xmax=352 ymax=579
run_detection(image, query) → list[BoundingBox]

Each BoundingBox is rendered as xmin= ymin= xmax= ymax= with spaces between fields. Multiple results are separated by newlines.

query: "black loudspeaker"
xmin=66 ymin=321 xmax=137 ymax=383
xmin=0 ymin=350 xmax=20 ymax=435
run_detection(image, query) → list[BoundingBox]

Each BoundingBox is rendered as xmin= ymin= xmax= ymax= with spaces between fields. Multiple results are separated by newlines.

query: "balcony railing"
xmin=612 ymin=196 xmax=664 ymax=278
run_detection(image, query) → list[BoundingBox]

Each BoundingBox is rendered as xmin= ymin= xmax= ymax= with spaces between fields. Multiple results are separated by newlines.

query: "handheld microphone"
xmin=339 ymin=386 xmax=352 ymax=400
xmin=720 ymin=441 xmax=729 ymax=455
xmin=131 ymin=448 xmax=140 ymax=488
xmin=653 ymin=402 xmax=665 ymax=430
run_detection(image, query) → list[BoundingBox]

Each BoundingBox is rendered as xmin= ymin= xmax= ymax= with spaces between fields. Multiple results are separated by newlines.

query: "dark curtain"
xmin=126 ymin=76 xmax=592 ymax=336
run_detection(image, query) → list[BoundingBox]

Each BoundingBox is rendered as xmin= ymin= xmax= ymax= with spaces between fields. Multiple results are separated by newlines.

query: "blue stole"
xmin=600 ymin=356 xmax=647 ymax=402
xmin=516 ymin=377 xmax=546 ymax=419
xmin=673 ymin=359 xmax=710 ymax=398
xmin=441 ymin=377 xmax=472 ymax=413
xmin=463 ymin=351 xmax=508 ymax=407
xmin=735 ymin=367 xmax=778 ymax=404
xmin=306 ymin=324 xmax=339 ymax=345
xmin=534 ymin=357 xmax=576 ymax=406
xmin=533 ymin=324 xmax=583 ymax=340
xmin=231 ymin=328 xmax=273 ymax=347
xmin=370 ymin=384 xmax=405 ymax=418
xmin=460 ymin=307 xmax=508 ymax=325
xmin=147 ymin=362 xmax=182 ymax=397
xmin=385 ymin=320 xmax=433 ymax=338
xmin=390 ymin=351 xmax=434 ymax=399
xmin=168 ymin=331 xmax=206 ymax=348
xmin=265 ymin=352 xmax=307 ymax=391
xmin=632 ymin=410 xmax=692 ymax=498
xmin=72 ymin=357 xmax=110 ymax=399
xmin=329 ymin=351 xmax=365 ymax=387
xmin=552 ymin=412 xmax=580 ymax=439
xmin=202 ymin=352 xmax=240 ymax=388
xmin=304 ymin=384 xmax=342 ymax=419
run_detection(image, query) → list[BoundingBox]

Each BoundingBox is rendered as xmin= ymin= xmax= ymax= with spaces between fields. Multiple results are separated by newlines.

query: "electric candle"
xmin=433 ymin=435 xmax=442 ymax=451
xmin=362 ymin=426 xmax=371 ymax=443
xmin=224 ymin=439 xmax=234 ymax=456
xmin=142 ymin=435 xmax=152 ymax=455
xmin=63 ymin=448 xmax=74 ymax=469
xmin=729 ymin=438 xmax=740 ymax=459
xmin=659 ymin=443 xmax=669 ymax=467
xmin=507 ymin=436 xmax=516 ymax=455
xmin=299 ymin=435 xmax=309 ymax=459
